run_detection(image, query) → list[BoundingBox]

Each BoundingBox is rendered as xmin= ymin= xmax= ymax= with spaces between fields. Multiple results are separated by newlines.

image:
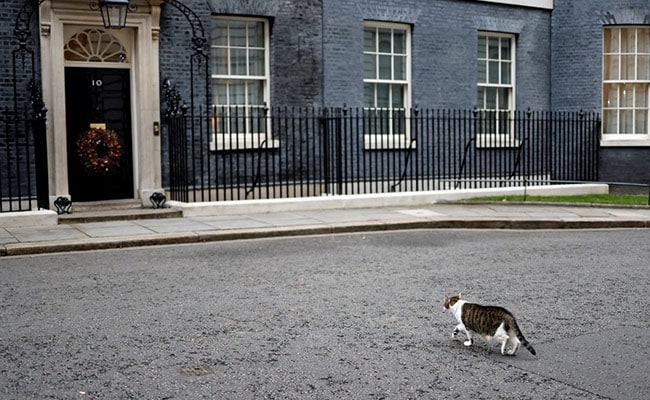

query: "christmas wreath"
xmin=77 ymin=128 xmax=122 ymax=175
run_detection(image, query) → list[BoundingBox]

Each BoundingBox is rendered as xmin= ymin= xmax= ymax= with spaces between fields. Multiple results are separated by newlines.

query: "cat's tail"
xmin=507 ymin=317 xmax=536 ymax=356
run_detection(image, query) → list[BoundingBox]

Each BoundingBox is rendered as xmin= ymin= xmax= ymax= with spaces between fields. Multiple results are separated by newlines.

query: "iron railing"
xmin=0 ymin=107 xmax=46 ymax=212
xmin=0 ymin=0 xmax=48 ymax=213
xmin=163 ymin=107 xmax=601 ymax=203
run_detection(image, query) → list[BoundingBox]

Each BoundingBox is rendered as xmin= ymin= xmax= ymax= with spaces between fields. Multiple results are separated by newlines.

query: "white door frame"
xmin=39 ymin=0 xmax=164 ymax=207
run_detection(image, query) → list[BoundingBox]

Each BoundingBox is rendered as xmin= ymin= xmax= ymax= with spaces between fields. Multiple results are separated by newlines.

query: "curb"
xmin=2 ymin=218 xmax=647 ymax=257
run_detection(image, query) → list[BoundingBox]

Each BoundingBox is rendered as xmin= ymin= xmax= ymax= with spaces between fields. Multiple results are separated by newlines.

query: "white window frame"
xmin=210 ymin=16 xmax=276 ymax=151
xmin=363 ymin=21 xmax=412 ymax=150
xmin=601 ymin=26 xmax=650 ymax=147
xmin=476 ymin=31 xmax=518 ymax=148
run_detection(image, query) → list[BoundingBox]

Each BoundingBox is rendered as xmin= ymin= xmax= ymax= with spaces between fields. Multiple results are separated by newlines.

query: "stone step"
xmin=58 ymin=200 xmax=182 ymax=224
xmin=67 ymin=199 xmax=143 ymax=212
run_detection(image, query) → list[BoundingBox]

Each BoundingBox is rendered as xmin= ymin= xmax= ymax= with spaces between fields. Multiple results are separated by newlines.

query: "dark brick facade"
xmin=1 ymin=0 xmax=649 ymax=195
xmin=160 ymin=0 xmax=324 ymax=110
xmin=323 ymin=0 xmax=551 ymax=110
xmin=552 ymin=0 xmax=650 ymax=184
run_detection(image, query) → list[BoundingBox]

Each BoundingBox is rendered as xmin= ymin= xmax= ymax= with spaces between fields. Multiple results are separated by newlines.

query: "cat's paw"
xmin=463 ymin=339 xmax=473 ymax=347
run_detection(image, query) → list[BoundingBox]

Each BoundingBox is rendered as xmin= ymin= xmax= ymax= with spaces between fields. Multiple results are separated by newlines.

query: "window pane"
xmin=636 ymin=83 xmax=648 ymax=107
xmin=604 ymin=55 xmax=619 ymax=80
xmin=635 ymin=110 xmax=648 ymax=134
xmin=501 ymin=62 xmax=511 ymax=84
xmin=248 ymin=22 xmax=264 ymax=47
xmin=621 ymin=84 xmax=634 ymax=107
xmin=638 ymin=55 xmax=649 ymax=80
xmin=604 ymin=110 xmax=618 ymax=134
xmin=488 ymin=61 xmax=499 ymax=83
xmin=364 ymin=28 xmax=376 ymax=52
xmin=604 ymin=28 xmax=619 ymax=53
xmin=364 ymin=54 xmax=376 ymax=79
xmin=391 ymin=84 xmax=404 ymax=108
xmin=623 ymin=29 xmax=636 ymax=53
xmin=378 ymin=55 xmax=392 ymax=79
xmin=603 ymin=84 xmax=618 ymax=108
xmin=477 ymin=87 xmax=485 ymax=108
xmin=212 ymin=21 xmax=228 ymax=47
xmin=378 ymin=29 xmax=392 ymax=52
xmin=486 ymin=87 xmax=497 ymax=109
xmin=498 ymin=88 xmax=510 ymax=110
xmin=637 ymin=28 xmax=650 ymax=54
xmin=376 ymin=83 xmax=390 ymax=107
xmin=488 ymin=37 xmax=499 ymax=59
xmin=394 ymin=55 xmax=406 ymax=80
xmin=247 ymin=80 xmax=264 ymax=105
xmin=394 ymin=30 xmax=406 ymax=54
xmin=248 ymin=49 xmax=265 ymax=76
xmin=501 ymin=39 xmax=511 ymax=60
xmin=620 ymin=110 xmax=633 ymax=133
xmin=228 ymin=82 xmax=246 ymax=105
xmin=212 ymin=47 xmax=228 ymax=75
xmin=621 ymin=55 xmax=635 ymax=80
xmin=229 ymin=21 xmax=247 ymax=47
xmin=231 ymin=48 xmax=247 ymax=75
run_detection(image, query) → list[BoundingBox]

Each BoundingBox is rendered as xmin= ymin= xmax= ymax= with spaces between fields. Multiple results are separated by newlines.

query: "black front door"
xmin=65 ymin=67 xmax=133 ymax=201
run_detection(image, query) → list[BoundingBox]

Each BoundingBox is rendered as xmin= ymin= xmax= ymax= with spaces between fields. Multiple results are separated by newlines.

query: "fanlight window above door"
xmin=64 ymin=29 xmax=129 ymax=63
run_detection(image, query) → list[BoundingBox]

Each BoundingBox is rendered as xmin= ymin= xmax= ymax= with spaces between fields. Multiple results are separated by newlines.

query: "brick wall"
xmin=323 ymin=0 xmax=552 ymax=110
xmin=551 ymin=0 xmax=650 ymax=185
xmin=160 ymin=0 xmax=324 ymax=111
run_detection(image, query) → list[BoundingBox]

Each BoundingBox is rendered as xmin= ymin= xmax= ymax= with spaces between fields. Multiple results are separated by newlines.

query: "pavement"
xmin=1 ymin=201 xmax=650 ymax=257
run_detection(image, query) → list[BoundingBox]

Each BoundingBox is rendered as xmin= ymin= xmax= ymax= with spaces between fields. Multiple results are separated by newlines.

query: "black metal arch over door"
xmin=65 ymin=67 xmax=134 ymax=201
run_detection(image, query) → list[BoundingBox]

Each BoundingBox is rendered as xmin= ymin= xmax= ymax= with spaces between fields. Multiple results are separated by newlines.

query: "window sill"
xmin=210 ymin=134 xmax=279 ymax=151
xmin=600 ymin=137 xmax=650 ymax=147
xmin=363 ymin=136 xmax=416 ymax=150
xmin=476 ymin=134 xmax=521 ymax=148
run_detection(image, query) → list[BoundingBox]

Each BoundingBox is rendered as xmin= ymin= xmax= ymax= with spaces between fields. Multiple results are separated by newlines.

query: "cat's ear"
xmin=458 ymin=292 xmax=462 ymax=298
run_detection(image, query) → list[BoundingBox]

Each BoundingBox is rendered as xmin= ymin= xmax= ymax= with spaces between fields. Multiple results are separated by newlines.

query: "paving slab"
xmin=134 ymin=218 xmax=215 ymax=233
xmin=72 ymin=221 xmax=156 ymax=238
xmin=193 ymin=216 xmax=274 ymax=230
xmin=0 ymin=229 xmax=17 ymax=245
xmin=605 ymin=209 xmax=650 ymax=218
xmin=247 ymin=212 xmax=327 ymax=227
xmin=297 ymin=208 xmax=407 ymax=223
xmin=5 ymin=225 xmax=88 ymax=243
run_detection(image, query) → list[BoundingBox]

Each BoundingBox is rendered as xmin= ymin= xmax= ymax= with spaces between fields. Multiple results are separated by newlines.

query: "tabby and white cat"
xmin=443 ymin=293 xmax=536 ymax=356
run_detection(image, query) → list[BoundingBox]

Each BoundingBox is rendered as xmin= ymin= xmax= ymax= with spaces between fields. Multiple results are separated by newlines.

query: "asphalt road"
xmin=1 ymin=229 xmax=648 ymax=399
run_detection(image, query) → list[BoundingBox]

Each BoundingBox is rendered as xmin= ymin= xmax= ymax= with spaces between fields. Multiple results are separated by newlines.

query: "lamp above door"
xmin=94 ymin=0 xmax=131 ymax=29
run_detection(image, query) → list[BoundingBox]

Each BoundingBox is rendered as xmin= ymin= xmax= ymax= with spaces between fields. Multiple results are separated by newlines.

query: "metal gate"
xmin=160 ymin=0 xmax=210 ymax=203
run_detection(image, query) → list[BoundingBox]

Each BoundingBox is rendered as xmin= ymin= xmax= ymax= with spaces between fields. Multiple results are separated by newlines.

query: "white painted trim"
xmin=474 ymin=0 xmax=553 ymax=10
xmin=600 ymin=137 xmax=650 ymax=147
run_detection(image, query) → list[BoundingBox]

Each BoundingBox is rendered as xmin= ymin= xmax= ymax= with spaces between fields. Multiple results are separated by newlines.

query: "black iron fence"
xmin=163 ymin=107 xmax=600 ymax=203
xmin=0 ymin=107 xmax=47 ymax=212
xmin=0 ymin=0 xmax=48 ymax=214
